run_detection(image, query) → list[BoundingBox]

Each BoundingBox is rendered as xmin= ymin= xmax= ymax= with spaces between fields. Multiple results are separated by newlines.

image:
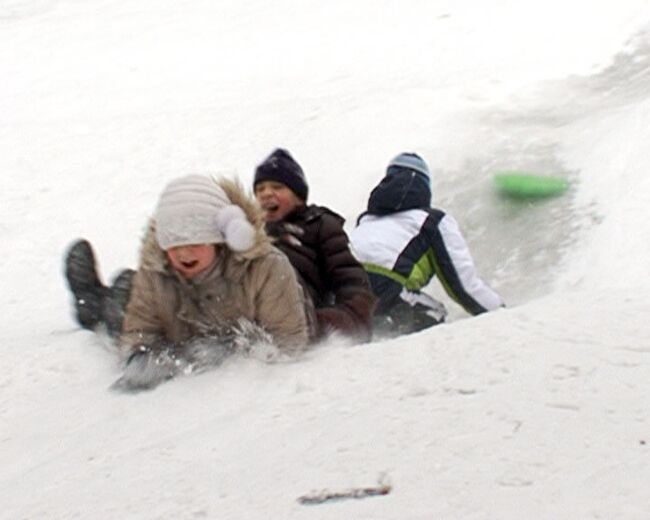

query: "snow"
xmin=2 ymin=0 xmax=650 ymax=518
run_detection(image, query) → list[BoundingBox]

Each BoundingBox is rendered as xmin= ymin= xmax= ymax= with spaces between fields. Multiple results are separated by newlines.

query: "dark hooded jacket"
xmin=363 ymin=165 xmax=432 ymax=216
xmin=266 ymin=204 xmax=376 ymax=343
xmin=351 ymin=165 xmax=504 ymax=316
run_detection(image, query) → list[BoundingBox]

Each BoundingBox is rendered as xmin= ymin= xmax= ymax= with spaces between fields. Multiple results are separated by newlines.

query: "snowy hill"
xmin=2 ymin=1 xmax=650 ymax=518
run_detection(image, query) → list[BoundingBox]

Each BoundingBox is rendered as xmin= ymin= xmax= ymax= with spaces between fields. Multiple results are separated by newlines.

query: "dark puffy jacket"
xmin=266 ymin=204 xmax=376 ymax=342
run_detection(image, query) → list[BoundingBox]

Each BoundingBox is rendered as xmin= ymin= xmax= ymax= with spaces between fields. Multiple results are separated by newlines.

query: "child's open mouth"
xmin=262 ymin=203 xmax=281 ymax=220
xmin=181 ymin=260 xmax=199 ymax=269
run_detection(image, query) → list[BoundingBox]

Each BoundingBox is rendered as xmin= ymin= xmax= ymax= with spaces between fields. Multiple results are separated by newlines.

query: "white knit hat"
xmin=155 ymin=175 xmax=255 ymax=252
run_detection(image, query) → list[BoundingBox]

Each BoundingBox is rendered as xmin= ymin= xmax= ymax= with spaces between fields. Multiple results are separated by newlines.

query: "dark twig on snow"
xmin=298 ymin=474 xmax=392 ymax=505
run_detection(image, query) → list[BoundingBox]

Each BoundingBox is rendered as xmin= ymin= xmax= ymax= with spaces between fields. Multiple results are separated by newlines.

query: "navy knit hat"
xmin=254 ymin=148 xmax=309 ymax=201
xmin=388 ymin=152 xmax=430 ymax=186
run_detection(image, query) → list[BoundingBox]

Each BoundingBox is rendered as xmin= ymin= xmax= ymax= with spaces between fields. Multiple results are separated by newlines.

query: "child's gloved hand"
xmin=112 ymin=344 xmax=180 ymax=392
xmin=315 ymin=307 xmax=359 ymax=339
xmin=124 ymin=344 xmax=152 ymax=365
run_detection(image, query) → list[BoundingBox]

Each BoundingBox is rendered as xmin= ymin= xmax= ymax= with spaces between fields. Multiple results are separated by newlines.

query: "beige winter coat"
xmin=121 ymin=179 xmax=309 ymax=354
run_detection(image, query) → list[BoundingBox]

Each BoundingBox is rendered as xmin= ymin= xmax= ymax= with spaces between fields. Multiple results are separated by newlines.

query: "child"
xmin=66 ymin=175 xmax=309 ymax=357
xmin=349 ymin=152 xmax=504 ymax=336
xmin=253 ymin=148 xmax=376 ymax=342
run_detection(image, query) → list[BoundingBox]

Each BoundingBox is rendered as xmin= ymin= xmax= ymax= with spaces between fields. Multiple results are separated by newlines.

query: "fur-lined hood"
xmin=138 ymin=177 xmax=272 ymax=274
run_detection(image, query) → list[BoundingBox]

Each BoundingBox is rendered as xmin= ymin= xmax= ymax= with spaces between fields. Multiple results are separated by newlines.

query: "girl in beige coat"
xmin=120 ymin=175 xmax=309 ymax=361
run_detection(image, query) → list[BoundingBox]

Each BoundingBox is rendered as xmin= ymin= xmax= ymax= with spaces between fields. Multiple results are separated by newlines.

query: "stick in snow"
xmin=297 ymin=474 xmax=392 ymax=505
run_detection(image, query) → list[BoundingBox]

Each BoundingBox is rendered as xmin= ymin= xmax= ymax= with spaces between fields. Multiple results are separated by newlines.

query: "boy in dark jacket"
xmin=350 ymin=152 xmax=504 ymax=337
xmin=253 ymin=148 xmax=376 ymax=342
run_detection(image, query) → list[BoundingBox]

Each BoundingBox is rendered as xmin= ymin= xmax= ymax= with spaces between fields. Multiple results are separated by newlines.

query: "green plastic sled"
xmin=494 ymin=172 xmax=569 ymax=198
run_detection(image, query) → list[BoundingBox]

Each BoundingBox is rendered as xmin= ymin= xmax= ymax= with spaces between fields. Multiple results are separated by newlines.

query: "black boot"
xmin=64 ymin=239 xmax=107 ymax=330
xmin=103 ymin=268 xmax=135 ymax=338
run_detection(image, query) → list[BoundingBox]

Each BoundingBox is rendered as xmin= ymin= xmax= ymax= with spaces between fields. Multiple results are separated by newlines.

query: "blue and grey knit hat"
xmin=388 ymin=153 xmax=430 ymax=186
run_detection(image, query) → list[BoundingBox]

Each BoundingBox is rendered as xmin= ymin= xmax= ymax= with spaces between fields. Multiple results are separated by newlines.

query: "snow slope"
xmin=2 ymin=1 xmax=650 ymax=518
